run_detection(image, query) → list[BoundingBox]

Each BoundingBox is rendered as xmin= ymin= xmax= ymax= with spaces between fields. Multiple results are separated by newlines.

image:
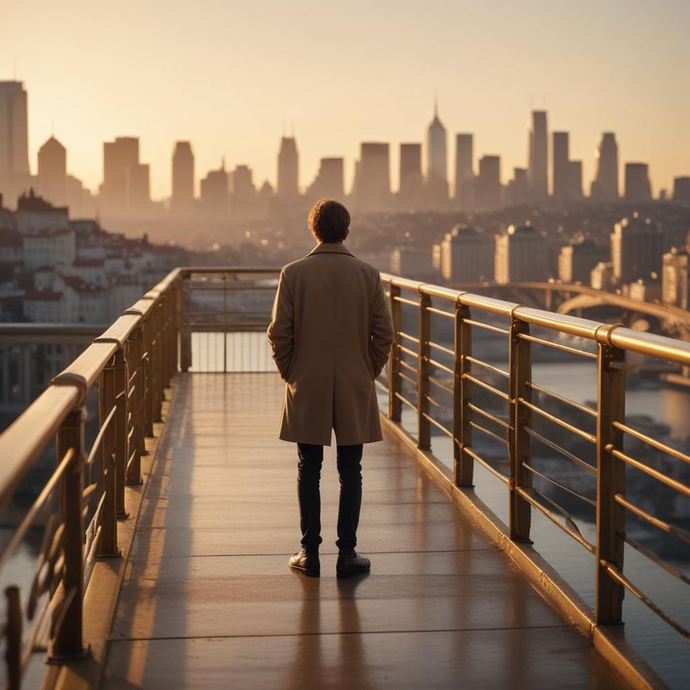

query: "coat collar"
xmin=305 ymin=242 xmax=355 ymax=258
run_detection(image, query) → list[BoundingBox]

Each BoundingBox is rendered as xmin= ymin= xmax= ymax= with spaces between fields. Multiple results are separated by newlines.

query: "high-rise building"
xmin=624 ymin=163 xmax=652 ymax=203
xmin=495 ymin=224 xmax=549 ymax=284
xmin=441 ymin=225 xmax=493 ymax=283
xmin=398 ymin=143 xmax=423 ymax=210
xmin=277 ymin=136 xmax=299 ymax=198
xmin=307 ymin=157 xmax=345 ymax=201
xmin=37 ymin=136 xmax=67 ymax=207
xmin=171 ymin=141 xmax=195 ymax=215
xmin=558 ymin=237 xmax=609 ymax=283
xmin=454 ymin=134 xmax=474 ymax=210
xmin=475 ymin=155 xmax=501 ymax=210
xmin=230 ymin=165 xmax=256 ymax=219
xmin=505 ymin=168 xmax=529 ymax=206
xmin=354 ymin=142 xmax=390 ymax=211
xmin=568 ymin=161 xmax=584 ymax=200
xmin=127 ymin=163 xmax=150 ymax=216
xmin=200 ymin=161 xmax=229 ymax=219
xmin=0 ymin=81 xmax=30 ymax=207
xmin=100 ymin=137 xmax=144 ymax=217
xmin=590 ymin=133 xmax=619 ymax=202
xmin=611 ymin=214 xmax=663 ymax=283
xmin=673 ymin=177 xmax=690 ymax=206
xmin=426 ymin=102 xmax=448 ymax=205
xmin=552 ymin=132 xmax=569 ymax=202
xmin=528 ymin=111 xmax=548 ymax=203
xmin=662 ymin=246 xmax=690 ymax=309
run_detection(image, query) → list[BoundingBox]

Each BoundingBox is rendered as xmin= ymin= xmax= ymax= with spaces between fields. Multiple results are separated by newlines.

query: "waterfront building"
xmin=440 ymin=225 xmax=494 ymax=283
xmin=558 ymin=236 xmax=609 ymax=283
xmin=611 ymin=214 xmax=663 ymax=283
xmin=662 ymin=247 xmax=690 ymax=309
xmin=495 ymin=224 xmax=549 ymax=284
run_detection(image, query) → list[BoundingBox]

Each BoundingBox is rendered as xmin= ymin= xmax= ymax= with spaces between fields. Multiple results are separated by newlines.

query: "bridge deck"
xmin=101 ymin=374 xmax=625 ymax=689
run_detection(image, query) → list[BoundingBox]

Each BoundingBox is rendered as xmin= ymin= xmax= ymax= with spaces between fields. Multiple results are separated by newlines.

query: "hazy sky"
xmin=3 ymin=0 xmax=689 ymax=199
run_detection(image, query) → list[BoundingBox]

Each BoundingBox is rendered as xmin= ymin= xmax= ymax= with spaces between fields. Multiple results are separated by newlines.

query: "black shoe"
xmin=289 ymin=549 xmax=320 ymax=576
xmin=336 ymin=550 xmax=371 ymax=577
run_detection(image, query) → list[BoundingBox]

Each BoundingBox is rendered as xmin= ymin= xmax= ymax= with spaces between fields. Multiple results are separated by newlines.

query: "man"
xmin=266 ymin=199 xmax=394 ymax=577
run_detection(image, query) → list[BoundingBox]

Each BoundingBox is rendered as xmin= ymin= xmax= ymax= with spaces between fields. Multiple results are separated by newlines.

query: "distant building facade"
xmin=454 ymin=133 xmax=474 ymax=210
xmin=624 ymin=163 xmax=652 ymax=203
xmin=528 ymin=111 xmax=548 ymax=203
xmin=171 ymin=142 xmax=195 ymax=215
xmin=354 ymin=142 xmax=390 ymax=211
xmin=426 ymin=103 xmax=448 ymax=206
xmin=37 ymin=136 xmax=67 ymax=207
xmin=662 ymin=247 xmax=690 ymax=309
xmin=277 ymin=136 xmax=299 ymax=198
xmin=590 ymin=133 xmax=619 ymax=202
xmin=0 ymin=82 xmax=30 ymax=208
xmin=610 ymin=214 xmax=663 ymax=283
xmin=398 ymin=143 xmax=423 ymax=210
xmin=475 ymin=156 xmax=501 ymax=210
xmin=558 ymin=237 xmax=609 ymax=283
xmin=441 ymin=225 xmax=493 ymax=283
xmin=495 ymin=224 xmax=549 ymax=284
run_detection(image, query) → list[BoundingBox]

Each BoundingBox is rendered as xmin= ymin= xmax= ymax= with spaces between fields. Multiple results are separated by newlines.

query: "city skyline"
xmin=3 ymin=1 xmax=689 ymax=198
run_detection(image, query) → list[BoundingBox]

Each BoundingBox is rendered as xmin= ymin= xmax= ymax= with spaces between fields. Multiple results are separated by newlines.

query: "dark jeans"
xmin=296 ymin=442 xmax=363 ymax=554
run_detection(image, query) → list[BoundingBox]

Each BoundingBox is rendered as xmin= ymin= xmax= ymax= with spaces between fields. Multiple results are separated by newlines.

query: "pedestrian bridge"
xmin=1 ymin=268 xmax=688 ymax=689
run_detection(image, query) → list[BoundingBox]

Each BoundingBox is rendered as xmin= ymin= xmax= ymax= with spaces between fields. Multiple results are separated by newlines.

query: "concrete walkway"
xmin=101 ymin=374 xmax=626 ymax=689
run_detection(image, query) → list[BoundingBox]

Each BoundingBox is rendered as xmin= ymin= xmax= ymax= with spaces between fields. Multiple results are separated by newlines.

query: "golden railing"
xmin=0 ymin=266 xmax=687 ymax=687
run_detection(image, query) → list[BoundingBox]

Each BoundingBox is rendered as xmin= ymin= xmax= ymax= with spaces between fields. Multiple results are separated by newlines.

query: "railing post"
xmin=111 ymin=349 xmax=128 ymax=518
xmin=143 ymin=315 xmax=155 ymax=437
xmin=453 ymin=299 xmax=473 ymax=487
xmin=180 ymin=275 xmax=192 ymax=373
xmin=127 ymin=328 xmax=143 ymax=485
xmin=153 ymin=302 xmax=163 ymax=423
xmin=173 ymin=278 xmax=181 ymax=377
xmin=417 ymin=289 xmax=431 ymax=450
xmin=509 ymin=312 xmax=532 ymax=542
xmin=51 ymin=406 xmax=88 ymax=660
xmin=595 ymin=327 xmax=626 ymax=624
xmin=5 ymin=586 xmax=21 ymax=690
xmin=98 ymin=356 xmax=120 ymax=556
xmin=388 ymin=283 xmax=402 ymax=422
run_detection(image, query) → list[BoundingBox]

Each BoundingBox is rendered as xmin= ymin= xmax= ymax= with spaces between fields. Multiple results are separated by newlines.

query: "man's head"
xmin=308 ymin=199 xmax=350 ymax=244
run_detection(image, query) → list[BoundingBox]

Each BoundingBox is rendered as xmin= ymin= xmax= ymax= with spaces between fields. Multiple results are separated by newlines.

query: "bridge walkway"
xmin=100 ymin=373 xmax=626 ymax=689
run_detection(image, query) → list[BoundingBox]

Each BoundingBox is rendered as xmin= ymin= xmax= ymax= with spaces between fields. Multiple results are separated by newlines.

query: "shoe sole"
xmin=289 ymin=564 xmax=320 ymax=577
xmin=336 ymin=567 xmax=370 ymax=578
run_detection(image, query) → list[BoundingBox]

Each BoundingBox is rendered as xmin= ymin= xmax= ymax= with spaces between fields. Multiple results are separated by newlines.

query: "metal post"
xmin=5 ymin=586 xmax=21 ymax=690
xmin=509 ymin=314 xmax=532 ymax=542
xmin=127 ymin=329 xmax=143 ymax=485
xmin=112 ymin=350 xmax=128 ymax=518
xmin=180 ymin=275 xmax=192 ymax=373
xmin=595 ymin=331 xmax=626 ymax=624
xmin=173 ymin=278 xmax=181 ymax=376
xmin=51 ymin=407 xmax=87 ymax=660
xmin=98 ymin=359 xmax=120 ymax=555
xmin=388 ymin=283 xmax=402 ymax=422
xmin=143 ymin=315 xmax=154 ymax=437
xmin=453 ymin=300 xmax=473 ymax=487
xmin=153 ymin=302 xmax=163 ymax=423
xmin=417 ymin=290 xmax=431 ymax=450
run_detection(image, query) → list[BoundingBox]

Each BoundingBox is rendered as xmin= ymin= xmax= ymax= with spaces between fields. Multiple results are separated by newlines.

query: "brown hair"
xmin=308 ymin=199 xmax=351 ymax=243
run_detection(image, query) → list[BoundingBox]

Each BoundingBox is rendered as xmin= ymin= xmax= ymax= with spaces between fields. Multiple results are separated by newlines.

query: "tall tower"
xmin=399 ymin=143 xmax=423 ymax=209
xmin=0 ymin=81 xmax=30 ymax=207
xmin=101 ymin=137 xmax=150 ymax=218
xmin=454 ymin=133 xmax=474 ymax=210
xmin=552 ymin=132 xmax=569 ymax=202
xmin=475 ymin=155 xmax=501 ymax=210
xmin=624 ymin=163 xmax=652 ymax=203
xmin=37 ymin=136 xmax=67 ymax=207
xmin=591 ymin=133 xmax=619 ymax=202
xmin=528 ymin=110 xmax=548 ymax=203
xmin=172 ymin=141 xmax=195 ymax=215
xmin=355 ymin=142 xmax=390 ymax=211
xmin=277 ymin=136 xmax=299 ymax=198
xmin=426 ymin=100 xmax=448 ymax=205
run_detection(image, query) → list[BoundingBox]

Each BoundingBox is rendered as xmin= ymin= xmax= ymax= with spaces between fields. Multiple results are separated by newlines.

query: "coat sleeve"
xmin=369 ymin=271 xmax=394 ymax=378
xmin=267 ymin=268 xmax=294 ymax=381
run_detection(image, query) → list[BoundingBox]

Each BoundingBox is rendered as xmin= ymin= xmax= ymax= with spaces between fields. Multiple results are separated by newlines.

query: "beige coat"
xmin=266 ymin=241 xmax=394 ymax=446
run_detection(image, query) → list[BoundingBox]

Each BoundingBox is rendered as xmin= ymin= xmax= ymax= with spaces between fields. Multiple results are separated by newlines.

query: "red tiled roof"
xmin=24 ymin=290 xmax=63 ymax=301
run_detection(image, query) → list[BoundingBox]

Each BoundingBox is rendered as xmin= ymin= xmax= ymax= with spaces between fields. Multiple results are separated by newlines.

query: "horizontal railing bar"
xmin=468 ymin=403 xmax=511 ymax=430
xmin=425 ymin=305 xmax=455 ymax=319
xmin=518 ymin=333 xmax=598 ymax=360
xmin=426 ymin=356 xmax=454 ymax=376
xmin=425 ymin=394 xmax=453 ymax=414
xmin=523 ymin=463 xmax=597 ymax=507
xmin=613 ymin=421 xmax=690 ymax=466
xmin=428 ymin=375 xmax=454 ymax=394
xmin=394 ymin=391 xmax=417 ymax=410
xmin=519 ymin=399 xmax=597 ymax=444
xmin=428 ymin=341 xmax=455 ymax=356
xmin=526 ymin=381 xmax=598 ymax=418
xmin=186 ymin=322 xmax=270 ymax=328
xmin=392 ymin=296 xmax=420 ymax=307
xmin=524 ymin=427 xmax=597 ymax=475
xmin=182 ymin=266 xmax=281 ymax=275
xmin=399 ymin=371 xmax=417 ymax=387
xmin=462 ymin=374 xmax=510 ymax=401
xmin=621 ymin=533 xmax=690 ymax=586
xmin=85 ymin=406 xmax=117 ymax=468
xmin=600 ymin=559 xmax=689 ymax=639
xmin=0 ymin=449 xmax=75 ymax=572
xmin=470 ymin=420 xmax=508 ymax=446
xmin=518 ymin=487 xmax=596 ymax=554
xmin=609 ymin=446 xmax=690 ymax=498
xmin=399 ymin=359 xmax=418 ymax=375
xmin=422 ymin=412 xmax=454 ymax=438
xmin=463 ymin=319 xmax=510 ymax=336
xmin=397 ymin=344 xmax=419 ymax=359
xmin=463 ymin=446 xmax=510 ymax=485
xmin=615 ymin=494 xmax=690 ymax=545
xmin=465 ymin=356 xmax=509 ymax=379
xmin=185 ymin=284 xmax=277 ymax=291
xmin=398 ymin=332 xmax=420 ymax=344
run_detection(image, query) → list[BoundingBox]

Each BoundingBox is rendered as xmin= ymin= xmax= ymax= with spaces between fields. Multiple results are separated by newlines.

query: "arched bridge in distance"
xmin=0 ymin=268 xmax=689 ymax=689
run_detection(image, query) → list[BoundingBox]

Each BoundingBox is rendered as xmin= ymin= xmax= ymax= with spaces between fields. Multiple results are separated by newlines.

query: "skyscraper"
xmin=552 ymin=132 xmax=569 ymax=202
xmin=624 ymin=163 xmax=652 ymax=203
xmin=568 ymin=161 xmax=584 ymax=201
xmin=673 ymin=177 xmax=690 ymax=206
xmin=307 ymin=157 xmax=344 ymax=201
xmin=355 ymin=142 xmax=390 ymax=211
xmin=0 ymin=81 xmax=30 ymax=207
xmin=454 ymin=134 xmax=474 ymax=210
xmin=200 ymin=161 xmax=229 ymax=219
xmin=277 ymin=136 xmax=299 ymax=198
xmin=426 ymin=101 xmax=448 ymax=205
xmin=590 ymin=133 xmax=619 ymax=202
xmin=475 ymin=155 xmax=501 ymax=210
xmin=528 ymin=111 xmax=548 ymax=203
xmin=37 ymin=136 xmax=67 ymax=207
xmin=101 ymin=137 xmax=140 ymax=217
xmin=171 ymin=141 xmax=195 ymax=215
xmin=399 ymin=143 xmax=423 ymax=209
xmin=231 ymin=165 xmax=256 ymax=219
